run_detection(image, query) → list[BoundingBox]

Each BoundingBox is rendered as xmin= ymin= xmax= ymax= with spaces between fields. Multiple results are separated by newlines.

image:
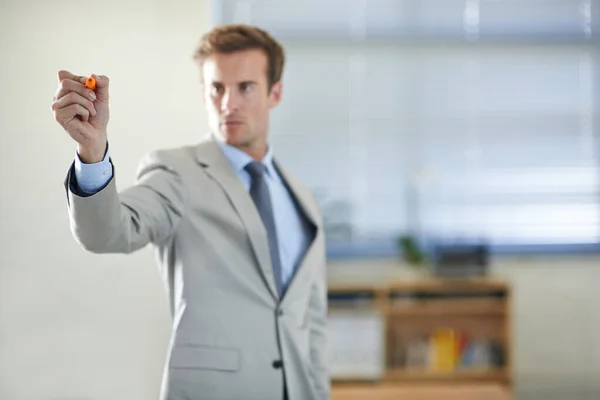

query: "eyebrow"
xmin=211 ymin=80 xmax=258 ymax=86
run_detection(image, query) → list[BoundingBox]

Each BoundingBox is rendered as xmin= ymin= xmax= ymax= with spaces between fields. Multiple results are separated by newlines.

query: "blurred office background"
xmin=0 ymin=0 xmax=598 ymax=399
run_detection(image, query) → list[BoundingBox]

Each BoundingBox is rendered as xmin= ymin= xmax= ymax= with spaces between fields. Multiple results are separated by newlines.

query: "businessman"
xmin=52 ymin=24 xmax=329 ymax=400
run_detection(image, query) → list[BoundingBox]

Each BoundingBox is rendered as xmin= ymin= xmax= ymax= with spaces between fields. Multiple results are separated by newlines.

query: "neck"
xmin=233 ymin=138 xmax=268 ymax=161
xmin=212 ymin=131 xmax=269 ymax=161
xmin=243 ymin=146 xmax=268 ymax=161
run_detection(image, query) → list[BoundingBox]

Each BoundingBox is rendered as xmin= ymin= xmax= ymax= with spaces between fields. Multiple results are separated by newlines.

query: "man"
xmin=52 ymin=24 xmax=330 ymax=400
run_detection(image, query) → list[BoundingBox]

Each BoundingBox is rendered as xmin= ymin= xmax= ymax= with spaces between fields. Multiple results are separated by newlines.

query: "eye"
xmin=210 ymin=84 xmax=224 ymax=97
xmin=240 ymin=82 xmax=253 ymax=93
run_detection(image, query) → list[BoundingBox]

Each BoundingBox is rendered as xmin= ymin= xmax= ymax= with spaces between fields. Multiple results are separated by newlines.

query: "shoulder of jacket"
xmin=135 ymin=145 xmax=198 ymax=178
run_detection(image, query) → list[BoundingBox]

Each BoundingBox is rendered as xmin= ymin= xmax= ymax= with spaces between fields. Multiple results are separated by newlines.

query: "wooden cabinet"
xmin=328 ymin=278 xmax=513 ymax=399
xmin=331 ymin=383 xmax=514 ymax=400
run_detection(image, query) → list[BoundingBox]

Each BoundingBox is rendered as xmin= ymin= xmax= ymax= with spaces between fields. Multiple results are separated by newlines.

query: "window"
xmin=213 ymin=0 xmax=600 ymax=256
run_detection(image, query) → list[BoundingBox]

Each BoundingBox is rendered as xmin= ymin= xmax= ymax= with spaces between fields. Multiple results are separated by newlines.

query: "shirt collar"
xmin=214 ymin=135 xmax=277 ymax=177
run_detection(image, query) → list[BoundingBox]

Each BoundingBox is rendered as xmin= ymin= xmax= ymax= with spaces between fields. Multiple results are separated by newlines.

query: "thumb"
xmin=90 ymin=73 xmax=110 ymax=103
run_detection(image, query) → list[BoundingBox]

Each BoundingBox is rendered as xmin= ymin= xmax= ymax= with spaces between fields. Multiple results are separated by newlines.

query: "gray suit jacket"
xmin=64 ymin=137 xmax=330 ymax=400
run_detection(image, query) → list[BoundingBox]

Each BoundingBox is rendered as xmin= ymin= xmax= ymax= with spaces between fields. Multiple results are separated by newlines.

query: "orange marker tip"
xmin=84 ymin=76 xmax=96 ymax=91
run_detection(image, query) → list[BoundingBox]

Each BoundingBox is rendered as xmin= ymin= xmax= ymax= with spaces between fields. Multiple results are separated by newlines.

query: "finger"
xmin=89 ymin=74 xmax=109 ymax=103
xmin=54 ymin=79 xmax=97 ymax=103
xmin=52 ymin=92 xmax=97 ymax=117
xmin=57 ymin=70 xmax=86 ymax=84
xmin=55 ymin=103 xmax=90 ymax=124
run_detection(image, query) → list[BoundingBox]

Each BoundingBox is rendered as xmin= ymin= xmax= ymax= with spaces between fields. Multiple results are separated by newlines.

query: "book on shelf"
xmin=400 ymin=328 xmax=505 ymax=372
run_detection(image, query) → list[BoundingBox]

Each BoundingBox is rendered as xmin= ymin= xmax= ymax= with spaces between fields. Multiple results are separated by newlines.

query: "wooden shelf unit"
xmin=328 ymin=277 xmax=513 ymax=399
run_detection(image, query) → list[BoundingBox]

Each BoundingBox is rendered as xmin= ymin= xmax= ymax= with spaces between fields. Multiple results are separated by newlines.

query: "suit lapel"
xmin=273 ymin=160 xmax=320 ymax=297
xmin=195 ymin=138 xmax=278 ymax=300
xmin=273 ymin=160 xmax=319 ymax=231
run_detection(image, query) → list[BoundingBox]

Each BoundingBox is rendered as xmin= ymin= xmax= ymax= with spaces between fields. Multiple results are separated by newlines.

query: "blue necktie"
xmin=245 ymin=161 xmax=284 ymax=295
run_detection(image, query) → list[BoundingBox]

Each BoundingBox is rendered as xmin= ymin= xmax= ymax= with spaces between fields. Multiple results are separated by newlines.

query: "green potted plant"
xmin=398 ymin=234 xmax=426 ymax=267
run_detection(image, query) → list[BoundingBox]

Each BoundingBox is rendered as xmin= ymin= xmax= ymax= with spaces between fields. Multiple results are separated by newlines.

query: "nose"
xmin=221 ymin=87 xmax=241 ymax=113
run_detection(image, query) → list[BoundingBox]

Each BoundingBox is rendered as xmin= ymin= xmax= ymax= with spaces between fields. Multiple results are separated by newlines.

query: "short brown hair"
xmin=193 ymin=24 xmax=285 ymax=92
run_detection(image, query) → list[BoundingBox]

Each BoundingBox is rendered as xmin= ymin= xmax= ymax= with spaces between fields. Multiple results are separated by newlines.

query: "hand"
xmin=52 ymin=70 xmax=110 ymax=163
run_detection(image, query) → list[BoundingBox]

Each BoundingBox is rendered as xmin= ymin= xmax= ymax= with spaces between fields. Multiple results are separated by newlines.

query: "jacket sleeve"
xmin=64 ymin=150 xmax=188 ymax=254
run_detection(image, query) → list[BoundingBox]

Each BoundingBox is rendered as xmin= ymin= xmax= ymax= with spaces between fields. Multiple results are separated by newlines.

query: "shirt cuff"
xmin=74 ymin=144 xmax=113 ymax=194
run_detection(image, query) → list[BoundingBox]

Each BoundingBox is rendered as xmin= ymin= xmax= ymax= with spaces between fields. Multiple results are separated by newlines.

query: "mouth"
xmin=222 ymin=120 xmax=244 ymax=126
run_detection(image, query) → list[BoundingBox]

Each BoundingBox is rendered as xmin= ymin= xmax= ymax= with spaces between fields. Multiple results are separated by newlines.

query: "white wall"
xmin=0 ymin=1 xmax=211 ymax=399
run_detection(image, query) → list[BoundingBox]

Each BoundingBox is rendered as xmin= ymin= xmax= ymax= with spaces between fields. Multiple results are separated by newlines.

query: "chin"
xmin=220 ymin=128 xmax=250 ymax=147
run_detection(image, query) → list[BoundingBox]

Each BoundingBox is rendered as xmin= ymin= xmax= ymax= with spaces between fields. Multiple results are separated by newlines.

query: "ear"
xmin=268 ymin=81 xmax=282 ymax=109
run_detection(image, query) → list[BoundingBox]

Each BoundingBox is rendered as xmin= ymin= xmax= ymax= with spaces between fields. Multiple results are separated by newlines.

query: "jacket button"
xmin=272 ymin=360 xmax=283 ymax=369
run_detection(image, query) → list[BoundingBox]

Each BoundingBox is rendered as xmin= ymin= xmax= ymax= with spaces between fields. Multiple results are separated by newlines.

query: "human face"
xmin=201 ymin=49 xmax=282 ymax=158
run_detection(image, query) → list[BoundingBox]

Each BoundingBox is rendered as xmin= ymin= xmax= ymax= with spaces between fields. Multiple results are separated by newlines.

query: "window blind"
xmin=215 ymin=0 xmax=600 ymax=250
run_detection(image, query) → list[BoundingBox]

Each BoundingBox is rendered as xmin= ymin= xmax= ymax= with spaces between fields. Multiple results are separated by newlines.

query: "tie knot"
xmin=245 ymin=161 xmax=266 ymax=178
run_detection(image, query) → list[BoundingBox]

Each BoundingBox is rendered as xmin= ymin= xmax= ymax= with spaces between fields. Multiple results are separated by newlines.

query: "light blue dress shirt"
xmin=74 ymin=140 xmax=312 ymax=289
